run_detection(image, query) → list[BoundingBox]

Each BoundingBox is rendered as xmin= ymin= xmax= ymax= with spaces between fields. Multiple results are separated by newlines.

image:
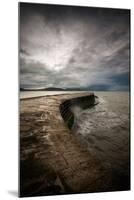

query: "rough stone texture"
xmin=20 ymin=93 xmax=119 ymax=197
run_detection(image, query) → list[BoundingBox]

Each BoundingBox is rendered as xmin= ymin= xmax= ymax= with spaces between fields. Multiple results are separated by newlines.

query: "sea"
xmin=20 ymin=91 xmax=86 ymax=99
xmin=72 ymin=91 xmax=130 ymax=186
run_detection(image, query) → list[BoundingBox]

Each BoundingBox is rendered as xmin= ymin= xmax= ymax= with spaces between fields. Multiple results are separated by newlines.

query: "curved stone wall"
xmin=60 ymin=94 xmax=97 ymax=129
xmin=20 ymin=93 xmax=102 ymax=197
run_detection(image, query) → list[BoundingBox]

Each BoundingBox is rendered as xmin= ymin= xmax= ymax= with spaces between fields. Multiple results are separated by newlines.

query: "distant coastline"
xmin=20 ymin=87 xmax=86 ymax=91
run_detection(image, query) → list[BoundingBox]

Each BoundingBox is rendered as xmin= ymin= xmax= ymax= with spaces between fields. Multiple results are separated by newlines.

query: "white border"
xmin=0 ymin=0 xmax=133 ymax=199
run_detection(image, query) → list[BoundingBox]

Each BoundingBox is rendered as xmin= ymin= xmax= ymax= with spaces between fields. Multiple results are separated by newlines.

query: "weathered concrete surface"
xmin=20 ymin=93 xmax=116 ymax=197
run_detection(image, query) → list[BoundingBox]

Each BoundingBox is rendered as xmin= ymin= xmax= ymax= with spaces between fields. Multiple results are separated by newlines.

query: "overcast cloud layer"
xmin=20 ymin=3 xmax=130 ymax=90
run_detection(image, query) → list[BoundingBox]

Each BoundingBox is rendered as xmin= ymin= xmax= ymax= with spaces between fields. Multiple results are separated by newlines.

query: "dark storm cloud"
xmin=20 ymin=48 xmax=31 ymax=56
xmin=20 ymin=3 xmax=130 ymax=90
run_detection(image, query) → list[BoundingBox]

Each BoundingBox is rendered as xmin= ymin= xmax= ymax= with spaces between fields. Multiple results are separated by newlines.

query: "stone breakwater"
xmin=60 ymin=94 xmax=96 ymax=129
xmin=20 ymin=92 xmax=128 ymax=197
xmin=20 ymin=92 xmax=103 ymax=197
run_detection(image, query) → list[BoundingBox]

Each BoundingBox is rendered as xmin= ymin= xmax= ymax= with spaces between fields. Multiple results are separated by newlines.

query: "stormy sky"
xmin=20 ymin=3 xmax=130 ymax=90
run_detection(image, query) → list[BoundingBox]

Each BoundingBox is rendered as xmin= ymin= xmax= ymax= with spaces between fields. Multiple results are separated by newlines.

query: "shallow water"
xmin=73 ymin=92 xmax=130 ymax=180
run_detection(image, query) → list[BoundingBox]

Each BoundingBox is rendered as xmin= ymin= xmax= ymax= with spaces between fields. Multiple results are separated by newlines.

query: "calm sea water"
xmin=73 ymin=91 xmax=130 ymax=182
xmin=20 ymin=91 xmax=86 ymax=99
